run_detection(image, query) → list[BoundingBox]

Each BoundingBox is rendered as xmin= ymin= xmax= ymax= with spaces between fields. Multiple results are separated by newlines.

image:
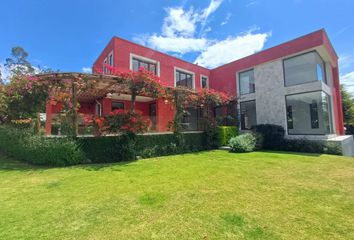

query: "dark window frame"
xmin=175 ymin=69 xmax=194 ymax=89
xmin=132 ymin=57 xmax=158 ymax=75
xmin=112 ymin=101 xmax=125 ymax=111
xmin=284 ymin=90 xmax=333 ymax=136
xmin=282 ymin=50 xmax=327 ymax=87
xmin=239 ymin=100 xmax=257 ymax=130
xmin=238 ymin=69 xmax=255 ymax=95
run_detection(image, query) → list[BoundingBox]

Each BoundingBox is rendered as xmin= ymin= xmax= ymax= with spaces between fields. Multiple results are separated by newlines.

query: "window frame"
xmin=284 ymin=90 xmax=334 ymax=135
xmin=282 ymin=50 xmax=327 ymax=87
xmin=129 ymin=53 xmax=160 ymax=76
xmin=239 ymin=100 xmax=257 ymax=130
xmin=102 ymin=58 xmax=108 ymax=74
xmin=111 ymin=101 xmax=125 ymax=111
xmin=108 ymin=51 xmax=114 ymax=67
xmin=200 ymin=75 xmax=209 ymax=89
xmin=174 ymin=67 xmax=195 ymax=89
xmin=238 ymin=68 xmax=255 ymax=96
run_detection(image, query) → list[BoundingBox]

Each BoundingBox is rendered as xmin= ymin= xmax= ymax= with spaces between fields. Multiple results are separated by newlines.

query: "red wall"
xmin=93 ymin=37 xmax=210 ymax=90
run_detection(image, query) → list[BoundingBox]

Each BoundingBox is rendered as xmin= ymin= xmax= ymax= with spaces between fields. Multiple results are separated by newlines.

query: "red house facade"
xmin=46 ymin=29 xmax=345 ymax=138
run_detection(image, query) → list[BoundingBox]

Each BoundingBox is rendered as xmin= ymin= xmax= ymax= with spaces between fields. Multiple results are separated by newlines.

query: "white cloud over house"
xmin=195 ymin=31 xmax=270 ymax=68
xmin=135 ymin=0 xmax=270 ymax=68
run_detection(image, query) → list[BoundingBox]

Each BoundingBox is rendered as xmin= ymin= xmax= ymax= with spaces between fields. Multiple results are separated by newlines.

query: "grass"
xmin=0 ymin=150 xmax=354 ymax=239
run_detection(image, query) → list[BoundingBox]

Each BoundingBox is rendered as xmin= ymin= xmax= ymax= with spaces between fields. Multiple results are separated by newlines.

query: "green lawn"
xmin=1 ymin=151 xmax=354 ymax=240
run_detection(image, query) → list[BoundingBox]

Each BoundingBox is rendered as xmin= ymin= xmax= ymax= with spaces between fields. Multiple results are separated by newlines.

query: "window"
xmin=108 ymin=52 xmax=113 ymax=67
xmin=309 ymin=101 xmax=319 ymax=129
xmin=239 ymin=69 xmax=255 ymax=95
xmin=175 ymin=69 xmax=194 ymax=89
xmin=103 ymin=58 xmax=107 ymax=74
xmin=240 ymin=100 xmax=257 ymax=130
xmin=112 ymin=102 xmax=124 ymax=111
xmin=284 ymin=51 xmax=327 ymax=86
xmin=287 ymin=105 xmax=294 ymax=129
xmin=95 ymin=102 xmax=102 ymax=116
xmin=201 ymin=76 xmax=208 ymax=88
xmin=132 ymin=57 xmax=157 ymax=75
xmin=286 ymin=91 xmax=333 ymax=135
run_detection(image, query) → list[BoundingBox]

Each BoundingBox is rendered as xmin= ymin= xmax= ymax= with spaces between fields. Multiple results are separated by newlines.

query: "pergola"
xmin=36 ymin=72 xmax=137 ymax=136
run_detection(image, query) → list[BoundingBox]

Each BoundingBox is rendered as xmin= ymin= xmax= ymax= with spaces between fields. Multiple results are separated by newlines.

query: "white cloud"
xmin=341 ymin=71 xmax=354 ymax=96
xmin=134 ymin=1 xmax=270 ymax=68
xmin=82 ymin=67 xmax=91 ymax=73
xmin=162 ymin=7 xmax=198 ymax=38
xmin=146 ymin=35 xmax=208 ymax=54
xmin=339 ymin=55 xmax=354 ymax=70
xmin=138 ymin=0 xmax=224 ymax=54
xmin=194 ymin=31 xmax=271 ymax=68
xmin=220 ymin=12 xmax=232 ymax=26
xmin=246 ymin=1 xmax=258 ymax=7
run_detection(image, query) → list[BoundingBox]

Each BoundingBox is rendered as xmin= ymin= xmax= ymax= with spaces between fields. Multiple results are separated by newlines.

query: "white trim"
xmin=129 ymin=53 xmax=160 ymax=76
xmin=200 ymin=74 xmax=209 ymax=89
xmin=174 ymin=67 xmax=195 ymax=89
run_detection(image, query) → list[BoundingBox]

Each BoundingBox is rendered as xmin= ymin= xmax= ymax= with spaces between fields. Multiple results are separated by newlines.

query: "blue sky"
xmin=1 ymin=0 xmax=354 ymax=92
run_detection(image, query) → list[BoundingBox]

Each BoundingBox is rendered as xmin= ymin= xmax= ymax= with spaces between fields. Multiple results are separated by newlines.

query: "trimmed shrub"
xmin=252 ymin=124 xmax=285 ymax=150
xmin=229 ymin=133 xmax=256 ymax=153
xmin=217 ymin=126 xmax=238 ymax=146
xmin=282 ymin=139 xmax=342 ymax=155
xmin=0 ymin=126 xmax=85 ymax=166
xmin=79 ymin=132 xmax=207 ymax=163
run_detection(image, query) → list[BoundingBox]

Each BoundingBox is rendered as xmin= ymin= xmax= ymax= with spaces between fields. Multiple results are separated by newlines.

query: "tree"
xmin=341 ymin=84 xmax=354 ymax=125
xmin=5 ymin=46 xmax=35 ymax=77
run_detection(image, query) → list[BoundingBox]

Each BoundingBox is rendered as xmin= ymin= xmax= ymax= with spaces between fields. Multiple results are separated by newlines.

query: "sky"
xmin=1 ymin=0 xmax=354 ymax=93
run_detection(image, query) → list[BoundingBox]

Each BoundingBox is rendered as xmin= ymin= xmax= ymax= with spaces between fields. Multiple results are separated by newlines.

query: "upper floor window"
xmin=239 ymin=69 xmax=255 ymax=95
xmin=201 ymin=75 xmax=209 ymax=88
xmin=175 ymin=69 xmax=194 ymax=89
xmin=108 ymin=52 xmax=113 ymax=67
xmin=132 ymin=57 xmax=157 ymax=75
xmin=284 ymin=51 xmax=326 ymax=86
xmin=103 ymin=58 xmax=108 ymax=74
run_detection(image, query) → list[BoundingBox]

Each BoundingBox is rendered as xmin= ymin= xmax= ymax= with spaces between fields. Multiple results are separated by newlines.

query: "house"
xmin=45 ymin=29 xmax=354 ymax=155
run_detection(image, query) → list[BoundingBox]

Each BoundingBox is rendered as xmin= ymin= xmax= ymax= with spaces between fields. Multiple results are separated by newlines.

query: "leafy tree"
xmin=341 ymin=84 xmax=354 ymax=125
xmin=5 ymin=46 xmax=35 ymax=77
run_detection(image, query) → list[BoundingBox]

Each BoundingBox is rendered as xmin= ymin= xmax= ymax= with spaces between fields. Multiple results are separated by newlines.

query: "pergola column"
xmin=45 ymin=100 xmax=53 ymax=135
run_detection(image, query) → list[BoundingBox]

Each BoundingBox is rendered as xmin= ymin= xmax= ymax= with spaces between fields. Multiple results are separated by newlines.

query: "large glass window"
xmin=284 ymin=51 xmax=326 ymax=86
xmin=240 ymin=100 xmax=257 ymax=130
xmin=176 ymin=70 xmax=194 ymax=89
xmin=239 ymin=69 xmax=255 ymax=95
xmin=286 ymin=91 xmax=333 ymax=135
xmin=132 ymin=58 xmax=157 ymax=75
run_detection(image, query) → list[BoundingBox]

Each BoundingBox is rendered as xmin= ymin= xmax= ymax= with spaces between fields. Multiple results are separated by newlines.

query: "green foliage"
xmin=341 ymin=85 xmax=354 ymax=125
xmin=77 ymin=133 xmax=137 ymax=163
xmin=0 ymin=126 xmax=85 ymax=166
xmin=79 ymin=132 xmax=207 ymax=162
xmin=252 ymin=124 xmax=285 ymax=150
xmin=282 ymin=139 xmax=342 ymax=155
xmin=217 ymin=126 xmax=238 ymax=146
xmin=229 ymin=133 xmax=256 ymax=153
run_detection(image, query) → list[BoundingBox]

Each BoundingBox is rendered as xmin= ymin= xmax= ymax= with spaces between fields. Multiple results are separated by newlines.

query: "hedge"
xmin=0 ymin=126 xmax=85 ymax=166
xmin=78 ymin=132 xmax=208 ymax=163
xmin=217 ymin=126 xmax=238 ymax=146
xmin=282 ymin=139 xmax=342 ymax=155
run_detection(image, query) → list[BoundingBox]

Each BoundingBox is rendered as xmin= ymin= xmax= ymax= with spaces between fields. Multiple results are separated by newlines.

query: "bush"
xmin=217 ymin=126 xmax=238 ymax=146
xmin=345 ymin=124 xmax=354 ymax=135
xmin=252 ymin=124 xmax=285 ymax=150
xmin=229 ymin=133 xmax=256 ymax=153
xmin=0 ymin=126 xmax=85 ymax=166
xmin=282 ymin=138 xmax=342 ymax=155
xmin=78 ymin=132 xmax=208 ymax=163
